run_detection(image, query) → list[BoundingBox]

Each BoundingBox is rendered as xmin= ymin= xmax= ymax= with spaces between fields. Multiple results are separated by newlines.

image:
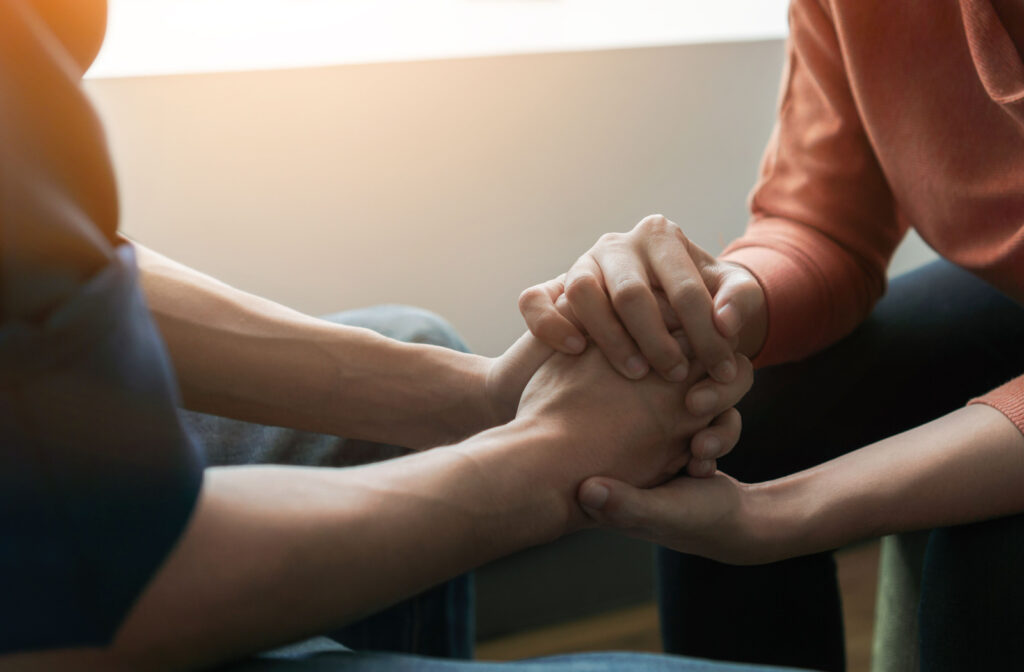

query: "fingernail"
xmin=580 ymin=482 xmax=609 ymax=510
xmin=690 ymin=388 xmax=718 ymax=415
xmin=625 ymin=355 xmax=649 ymax=378
xmin=564 ymin=336 xmax=585 ymax=353
xmin=667 ymin=362 xmax=689 ymax=382
xmin=717 ymin=303 xmax=741 ymax=337
xmin=712 ymin=359 xmax=736 ymax=382
xmin=702 ymin=436 xmax=722 ymax=458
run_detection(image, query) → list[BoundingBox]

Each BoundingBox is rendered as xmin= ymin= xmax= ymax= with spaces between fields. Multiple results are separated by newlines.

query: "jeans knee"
xmin=919 ymin=516 xmax=1024 ymax=669
xmin=321 ymin=304 xmax=469 ymax=353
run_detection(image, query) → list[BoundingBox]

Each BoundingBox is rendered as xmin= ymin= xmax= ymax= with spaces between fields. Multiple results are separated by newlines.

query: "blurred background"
xmin=84 ymin=2 xmax=937 ymax=669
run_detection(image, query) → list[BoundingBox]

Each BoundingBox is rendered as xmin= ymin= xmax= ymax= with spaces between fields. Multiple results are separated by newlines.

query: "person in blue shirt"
xmin=0 ymin=2 xmax=768 ymax=670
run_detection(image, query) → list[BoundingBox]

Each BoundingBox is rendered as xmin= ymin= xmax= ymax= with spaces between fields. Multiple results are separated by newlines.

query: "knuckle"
xmin=609 ymin=278 xmax=650 ymax=310
xmin=735 ymin=356 xmax=755 ymax=387
xmin=534 ymin=313 xmax=564 ymax=338
xmin=669 ymin=279 xmax=708 ymax=311
xmin=638 ymin=213 xmax=669 ymax=232
xmin=596 ymin=231 xmax=625 ymax=248
xmin=638 ymin=214 xmax=685 ymax=241
xmin=517 ymin=286 xmax=544 ymax=311
xmin=564 ymin=273 xmax=602 ymax=302
xmin=723 ymin=406 xmax=743 ymax=428
xmin=648 ymin=344 xmax=682 ymax=369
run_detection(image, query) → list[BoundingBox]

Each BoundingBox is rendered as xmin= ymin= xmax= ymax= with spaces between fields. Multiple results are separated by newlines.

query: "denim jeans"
xmin=222 ymin=651 xmax=806 ymax=672
xmin=657 ymin=260 xmax=1024 ymax=672
xmin=183 ymin=305 xmax=476 ymax=660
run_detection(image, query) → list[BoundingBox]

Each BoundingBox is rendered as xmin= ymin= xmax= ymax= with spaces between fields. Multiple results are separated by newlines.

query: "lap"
xmin=218 ymin=650 xmax=809 ymax=672
xmin=656 ymin=260 xmax=1024 ymax=669
xmin=723 ymin=258 xmax=1024 ymax=481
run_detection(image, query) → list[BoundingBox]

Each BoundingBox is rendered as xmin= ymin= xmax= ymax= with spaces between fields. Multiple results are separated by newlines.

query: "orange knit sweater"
xmin=722 ymin=0 xmax=1024 ymax=434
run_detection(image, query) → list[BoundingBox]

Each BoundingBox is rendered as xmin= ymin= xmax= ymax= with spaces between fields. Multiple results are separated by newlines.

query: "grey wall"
xmin=86 ymin=39 xmax=934 ymax=357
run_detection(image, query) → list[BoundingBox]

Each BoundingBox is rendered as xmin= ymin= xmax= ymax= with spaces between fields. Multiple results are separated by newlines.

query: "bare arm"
xmin=3 ymin=421 xmax=568 ymax=672
xmin=1 ymin=345 xmax=755 ymax=672
xmin=766 ymin=404 xmax=1024 ymax=559
xmin=580 ymin=404 xmax=1024 ymax=565
xmin=134 ymin=243 xmax=520 ymax=449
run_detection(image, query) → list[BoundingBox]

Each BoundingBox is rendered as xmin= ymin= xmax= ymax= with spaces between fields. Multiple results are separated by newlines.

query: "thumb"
xmin=710 ymin=264 xmax=764 ymax=341
xmin=488 ymin=331 xmax=555 ymax=422
xmin=504 ymin=330 xmax=555 ymax=375
xmin=578 ymin=477 xmax=663 ymax=534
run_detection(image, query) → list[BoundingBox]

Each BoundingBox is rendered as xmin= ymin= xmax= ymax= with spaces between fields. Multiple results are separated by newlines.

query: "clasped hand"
xmin=501 ymin=214 xmax=770 ymax=563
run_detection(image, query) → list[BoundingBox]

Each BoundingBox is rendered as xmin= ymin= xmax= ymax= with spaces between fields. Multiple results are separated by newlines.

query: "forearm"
xmin=134 ymin=243 xmax=493 ymax=448
xmin=2 ymin=418 xmax=574 ymax=672
xmin=761 ymin=404 xmax=1024 ymax=559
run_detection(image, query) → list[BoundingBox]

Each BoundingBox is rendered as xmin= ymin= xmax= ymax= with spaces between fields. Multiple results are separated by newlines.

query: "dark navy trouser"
xmin=657 ymin=260 xmax=1024 ymax=672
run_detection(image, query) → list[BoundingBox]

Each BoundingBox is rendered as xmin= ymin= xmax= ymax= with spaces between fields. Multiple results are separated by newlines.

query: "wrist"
xmin=449 ymin=351 xmax=504 ymax=440
xmin=749 ymin=462 xmax=887 ymax=562
xmin=455 ymin=413 xmax=588 ymax=540
xmin=743 ymin=475 xmax=825 ymax=563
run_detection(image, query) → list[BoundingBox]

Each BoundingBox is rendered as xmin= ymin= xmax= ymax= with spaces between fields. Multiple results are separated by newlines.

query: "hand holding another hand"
xmin=516 ymin=341 xmax=752 ymax=517
xmin=519 ymin=214 xmax=766 ymax=385
xmin=577 ymin=471 xmax=781 ymax=566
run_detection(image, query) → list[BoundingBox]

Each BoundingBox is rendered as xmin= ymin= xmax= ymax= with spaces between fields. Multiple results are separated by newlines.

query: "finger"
xmin=670 ymin=329 xmax=696 ymax=360
xmin=501 ymin=331 xmax=557 ymax=381
xmin=686 ymin=458 xmax=717 ymax=478
xmin=642 ymin=222 xmax=737 ymax=383
xmin=592 ymin=247 xmax=688 ymax=381
xmin=710 ymin=263 xmax=765 ymax=342
xmin=690 ymin=407 xmax=742 ymax=461
xmin=685 ymin=355 xmax=754 ymax=418
xmin=578 ymin=477 xmax=668 ymax=536
xmin=554 ymin=293 xmax=584 ymax=331
xmin=518 ymin=275 xmax=587 ymax=354
xmin=653 ymin=290 xmax=683 ymax=332
xmin=564 ymin=256 xmax=649 ymax=379
xmin=664 ymin=447 xmax=693 ymax=478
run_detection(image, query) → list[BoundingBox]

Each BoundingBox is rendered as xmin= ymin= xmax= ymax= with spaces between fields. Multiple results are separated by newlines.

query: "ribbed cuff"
xmin=720 ymin=244 xmax=829 ymax=368
xmin=969 ymin=375 xmax=1024 ymax=436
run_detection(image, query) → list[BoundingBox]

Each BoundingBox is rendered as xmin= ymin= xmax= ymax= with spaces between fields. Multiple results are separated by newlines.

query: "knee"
xmin=919 ymin=516 xmax=1024 ymax=667
xmin=388 ymin=305 xmax=469 ymax=353
xmin=322 ymin=304 xmax=469 ymax=353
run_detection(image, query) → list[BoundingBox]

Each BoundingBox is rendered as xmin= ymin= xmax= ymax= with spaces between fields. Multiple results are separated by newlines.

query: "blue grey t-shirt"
xmin=0 ymin=0 xmax=204 ymax=654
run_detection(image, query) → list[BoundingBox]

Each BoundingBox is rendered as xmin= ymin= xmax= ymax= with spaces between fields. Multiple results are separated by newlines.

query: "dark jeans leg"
xmin=182 ymin=305 xmax=475 ymax=659
xmin=918 ymin=513 xmax=1024 ymax=670
xmin=657 ymin=260 xmax=1024 ymax=671
xmin=221 ymin=651 xmax=810 ymax=672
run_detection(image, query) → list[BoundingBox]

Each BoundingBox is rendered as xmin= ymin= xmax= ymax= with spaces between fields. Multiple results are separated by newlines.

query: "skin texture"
xmin=0 ymin=339 xmax=753 ymax=672
xmin=136 ymin=243 xmax=540 ymax=450
xmin=519 ymin=214 xmax=768 ymax=384
xmin=519 ymin=214 xmax=767 ymax=476
xmin=580 ymin=404 xmax=1024 ymax=566
xmin=1 ymin=8 xmax=755 ymax=666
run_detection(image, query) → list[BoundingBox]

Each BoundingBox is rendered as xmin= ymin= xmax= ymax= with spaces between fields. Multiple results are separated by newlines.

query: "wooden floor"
xmin=478 ymin=541 xmax=881 ymax=672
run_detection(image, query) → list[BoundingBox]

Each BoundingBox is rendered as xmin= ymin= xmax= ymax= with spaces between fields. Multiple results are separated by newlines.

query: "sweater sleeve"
xmin=720 ymin=0 xmax=907 ymax=367
xmin=971 ymin=376 xmax=1024 ymax=436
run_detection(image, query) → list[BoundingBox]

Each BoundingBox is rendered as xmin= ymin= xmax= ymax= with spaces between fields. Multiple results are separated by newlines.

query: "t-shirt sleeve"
xmin=720 ymin=0 xmax=908 ymax=367
xmin=0 ymin=0 xmax=204 ymax=654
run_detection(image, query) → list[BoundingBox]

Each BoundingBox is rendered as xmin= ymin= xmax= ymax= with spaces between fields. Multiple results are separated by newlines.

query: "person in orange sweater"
xmin=521 ymin=1 xmax=1024 ymax=671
